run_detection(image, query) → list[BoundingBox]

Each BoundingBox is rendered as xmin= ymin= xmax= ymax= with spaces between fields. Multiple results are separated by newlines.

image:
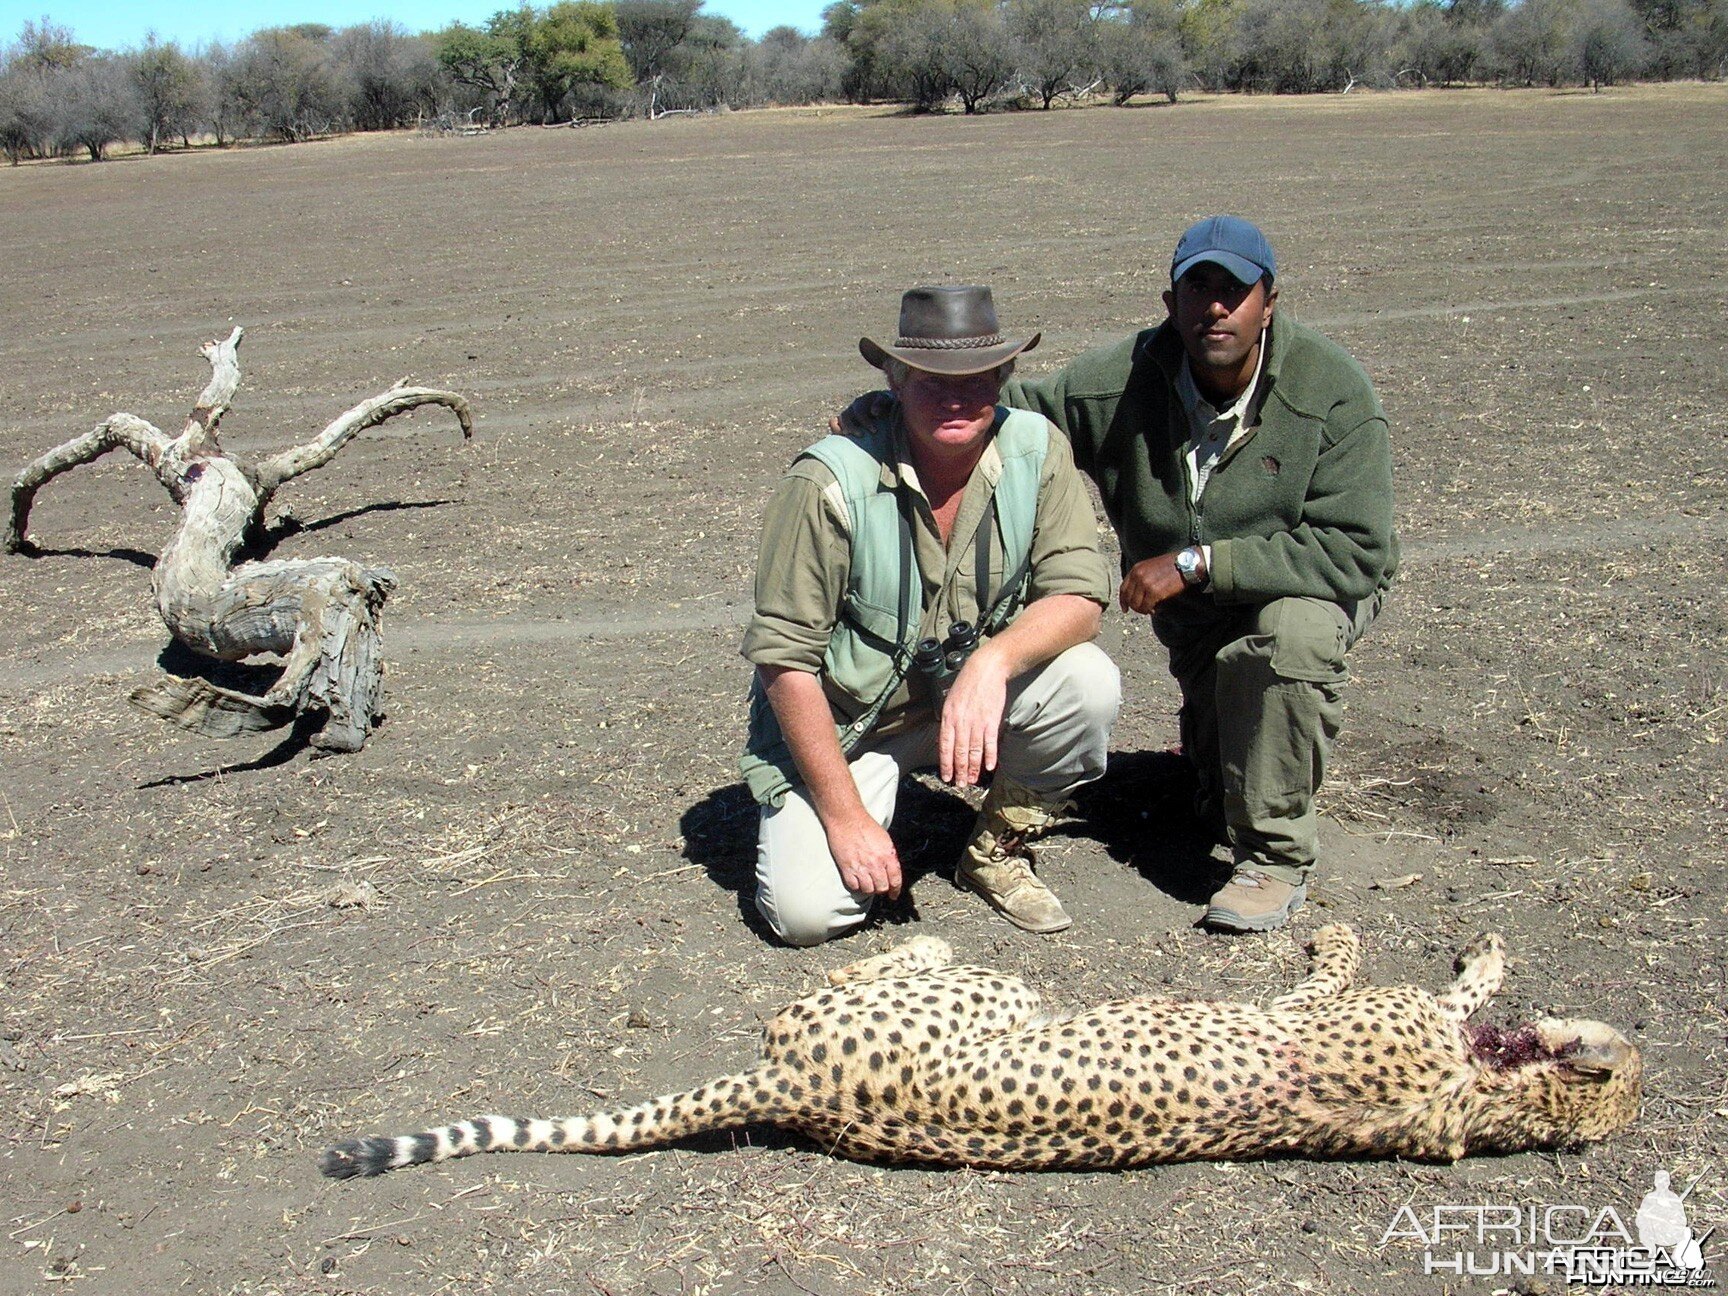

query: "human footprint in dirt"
xmin=740 ymin=286 xmax=1119 ymax=946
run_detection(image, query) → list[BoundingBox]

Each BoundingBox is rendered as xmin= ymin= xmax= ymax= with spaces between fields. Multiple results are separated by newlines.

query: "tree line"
xmin=3 ymin=0 xmax=1723 ymax=162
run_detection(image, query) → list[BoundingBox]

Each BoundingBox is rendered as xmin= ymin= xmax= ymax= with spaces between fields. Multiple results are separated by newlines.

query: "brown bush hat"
xmin=859 ymin=286 xmax=1041 ymax=377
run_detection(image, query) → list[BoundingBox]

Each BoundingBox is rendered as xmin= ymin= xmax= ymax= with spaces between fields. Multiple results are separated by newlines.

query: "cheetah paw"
xmin=1455 ymin=932 xmax=1506 ymax=970
xmin=826 ymin=935 xmax=955 ymax=986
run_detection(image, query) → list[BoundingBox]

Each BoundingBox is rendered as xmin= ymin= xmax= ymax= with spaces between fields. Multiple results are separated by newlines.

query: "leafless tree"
xmin=53 ymin=55 xmax=138 ymax=159
xmin=128 ymin=36 xmax=204 ymax=153
xmin=1098 ymin=0 xmax=1187 ymax=102
xmin=331 ymin=22 xmax=444 ymax=130
xmin=225 ymin=26 xmax=343 ymax=141
xmin=1490 ymin=0 xmax=1576 ymax=82
xmin=1007 ymin=0 xmax=1100 ymax=108
xmin=753 ymin=26 xmax=845 ymax=103
xmin=876 ymin=2 xmax=957 ymax=110
xmin=1572 ymin=0 xmax=1650 ymax=85
xmin=945 ymin=3 xmax=1018 ymax=111
xmin=618 ymin=0 xmax=702 ymax=82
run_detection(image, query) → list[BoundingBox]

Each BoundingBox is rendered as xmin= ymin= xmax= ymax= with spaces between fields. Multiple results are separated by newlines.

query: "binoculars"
xmin=912 ymin=622 xmax=979 ymax=688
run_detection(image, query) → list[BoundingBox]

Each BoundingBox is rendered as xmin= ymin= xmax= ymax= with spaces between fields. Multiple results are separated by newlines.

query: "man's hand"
xmin=935 ymin=595 xmax=1101 ymax=786
xmin=826 ymin=811 xmax=903 ymax=898
xmin=939 ymin=641 xmax=1011 ymax=788
xmin=829 ymin=390 xmax=895 ymax=437
xmin=760 ymin=664 xmax=903 ymax=898
xmin=1119 ymin=553 xmax=1193 ymax=615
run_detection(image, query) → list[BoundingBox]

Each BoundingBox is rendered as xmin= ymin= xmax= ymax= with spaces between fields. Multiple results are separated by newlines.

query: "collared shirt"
xmin=1175 ymin=329 xmax=1267 ymax=506
xmin=743 ymin=410 xmax=1110 ymax=734
xmin=1175 ymin=331 xmax=1266 ymax=580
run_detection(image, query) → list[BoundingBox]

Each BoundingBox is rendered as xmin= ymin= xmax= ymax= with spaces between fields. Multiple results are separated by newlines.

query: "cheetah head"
xmin=1465 ymin=1017 xmax=1642 ymax=1153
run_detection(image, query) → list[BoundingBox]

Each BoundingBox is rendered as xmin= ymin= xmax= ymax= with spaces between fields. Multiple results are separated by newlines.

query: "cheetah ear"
xmin=1560 ymin=1038 xmax=1633 ymax=1079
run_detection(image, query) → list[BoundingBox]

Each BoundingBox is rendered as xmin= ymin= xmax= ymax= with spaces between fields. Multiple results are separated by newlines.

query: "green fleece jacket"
xmin=1002 ymin=312 xmax=1398 ymax=604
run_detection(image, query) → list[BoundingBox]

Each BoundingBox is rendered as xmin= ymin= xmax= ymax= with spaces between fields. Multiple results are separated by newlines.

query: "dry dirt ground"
xmin=1 ymin=85 xmax=1724 ymax=1296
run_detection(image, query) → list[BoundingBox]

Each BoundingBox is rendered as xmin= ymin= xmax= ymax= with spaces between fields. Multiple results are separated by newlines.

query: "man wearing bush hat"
xmin=742 ymin=286 xmax=1120 ymax=946
xmin=1002 ymin=214 xmax=1398 ymax=933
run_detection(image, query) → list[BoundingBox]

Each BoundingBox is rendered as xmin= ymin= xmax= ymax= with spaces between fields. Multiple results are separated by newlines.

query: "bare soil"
xmin=1 ymin=86 xmax=1723 ymax=1296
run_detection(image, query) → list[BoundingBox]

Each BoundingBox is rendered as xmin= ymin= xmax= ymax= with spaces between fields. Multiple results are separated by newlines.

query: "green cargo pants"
xmin=1151 ymin=591 xmax=1384 ymax=885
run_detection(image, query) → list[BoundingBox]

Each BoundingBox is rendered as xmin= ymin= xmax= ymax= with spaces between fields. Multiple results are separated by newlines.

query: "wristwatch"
xmin=1175 ymin=546 xmax=1207 ymax=588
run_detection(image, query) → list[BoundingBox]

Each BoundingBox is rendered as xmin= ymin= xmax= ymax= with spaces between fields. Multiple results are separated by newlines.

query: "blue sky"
xmin=0 ymin=0 xmax=832 ymax=52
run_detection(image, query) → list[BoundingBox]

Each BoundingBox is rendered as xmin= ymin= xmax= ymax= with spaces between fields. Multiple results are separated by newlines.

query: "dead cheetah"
xmin=319 ymin=925 xmax=1640 ymax=1178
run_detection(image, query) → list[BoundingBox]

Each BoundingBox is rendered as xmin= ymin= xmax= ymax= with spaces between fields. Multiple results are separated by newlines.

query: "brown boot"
xmin=1203 ymin=868 xmax=1307 ymax=933
xmin=957 ymin=779 xmax=1073 ymax=934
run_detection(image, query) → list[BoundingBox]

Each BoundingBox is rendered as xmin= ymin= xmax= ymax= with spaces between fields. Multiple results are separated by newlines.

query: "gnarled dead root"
xmin=7 ymin=326 xmax=473 ymax=753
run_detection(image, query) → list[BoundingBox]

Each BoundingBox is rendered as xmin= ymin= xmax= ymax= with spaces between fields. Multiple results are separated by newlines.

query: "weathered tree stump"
xmin=6 ymin=327 xmax=473 ymax=753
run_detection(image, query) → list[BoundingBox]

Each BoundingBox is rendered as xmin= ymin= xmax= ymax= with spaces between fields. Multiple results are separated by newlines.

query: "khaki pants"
xmin=1153 ymin=592 xmax=1384 ymax=886
xmin=755 ymin=642 xmax=1121 ymax=946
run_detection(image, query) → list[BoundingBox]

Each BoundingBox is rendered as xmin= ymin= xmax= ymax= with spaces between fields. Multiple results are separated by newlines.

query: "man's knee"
xmin=753 ymin=878 xmax=867 ymax=947
xmin=999 ymin=642 xmax=1121 ymax=789
xmin=756 ymin=891 xmax=870 ymax=946
xmin=1224 ymin=597 xmax=1352 ymax=684
xmin=1036 ymin=641 xmax=1123 ymax=729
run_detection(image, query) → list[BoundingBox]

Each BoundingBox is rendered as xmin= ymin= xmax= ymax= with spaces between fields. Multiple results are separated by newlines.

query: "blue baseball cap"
xmin=1170 ymin=215 xmax=1276 ymax=286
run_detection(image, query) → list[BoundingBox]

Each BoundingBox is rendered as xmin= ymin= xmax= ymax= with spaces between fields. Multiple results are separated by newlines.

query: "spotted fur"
xmin=319 ymin=925 xmax=1639 ymax=1178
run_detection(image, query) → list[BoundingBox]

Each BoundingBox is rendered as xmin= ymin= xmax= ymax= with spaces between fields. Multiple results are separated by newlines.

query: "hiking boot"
xmin=958 ymin=779 xmax=1073 ymax=934
xmin=1203 ymin=868 xmax=1307 ymax=933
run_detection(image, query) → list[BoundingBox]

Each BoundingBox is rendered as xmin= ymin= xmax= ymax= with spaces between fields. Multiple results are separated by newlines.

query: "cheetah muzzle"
xmin=319 ymin=925 xmax=1640 ymax=1178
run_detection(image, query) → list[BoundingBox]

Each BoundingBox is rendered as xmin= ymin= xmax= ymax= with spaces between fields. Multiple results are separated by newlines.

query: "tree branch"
xmin=254 ymin=385 xmax=474 ymax=496
xmin=7 ymin=413 xmax=173 ymax=552
xmin=7 ymin=327 xmax=246 ymax=552
xmin=179 ymin=325 xmax=244 ymax=452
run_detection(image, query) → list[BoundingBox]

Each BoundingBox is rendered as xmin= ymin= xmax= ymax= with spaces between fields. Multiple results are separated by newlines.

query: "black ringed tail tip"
xmin=319 ymin=1137 xmax=399 ymax=1179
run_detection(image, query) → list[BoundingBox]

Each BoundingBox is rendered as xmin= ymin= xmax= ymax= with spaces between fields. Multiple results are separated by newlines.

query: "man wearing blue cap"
xmin=1000 ymin=215 xmax=1398 ymax=932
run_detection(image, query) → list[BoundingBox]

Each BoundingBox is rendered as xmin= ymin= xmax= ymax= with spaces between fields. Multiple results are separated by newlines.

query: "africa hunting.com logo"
xmin=1380 ymin=1169 xmax=1715 ymax=1286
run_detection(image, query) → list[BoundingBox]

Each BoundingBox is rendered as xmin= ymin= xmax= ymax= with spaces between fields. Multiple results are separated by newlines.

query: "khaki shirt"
xmin=743 ymin=414 xmax=1110 ymax=734
xmin=1175 ymin=333 xmax=1266 ymax=504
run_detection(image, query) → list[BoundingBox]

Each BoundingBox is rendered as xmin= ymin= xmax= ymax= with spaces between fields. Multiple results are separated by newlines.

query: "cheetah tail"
xmin=319 ymin=1067 xmax=789 ymax=1179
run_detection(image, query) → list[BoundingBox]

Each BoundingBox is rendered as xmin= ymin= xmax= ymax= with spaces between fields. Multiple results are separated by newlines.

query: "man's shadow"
xmin=678 ymin=777 xmax=976 ymax=940
xmin=1063 ymin=749 xmax=1229 ymax=905
xmin=679 ymin=749 xmax=1227 ymax=939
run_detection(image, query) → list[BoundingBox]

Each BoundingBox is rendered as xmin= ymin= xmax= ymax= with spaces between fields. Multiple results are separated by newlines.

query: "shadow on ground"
xmin=679 ymin=776 xmax=979 ymax=942
xmin=679 ymin=748 xmax=1229 ymax=938
xmin=8 ymin=541 xmax=157 ymax=568
xmin=1071 ymin=749 xmax=1230 ymax=905
xmin=252 ymin=497 xmax=459 ymax=556
xmin=132 ymin=642 xmax=327 ymax=785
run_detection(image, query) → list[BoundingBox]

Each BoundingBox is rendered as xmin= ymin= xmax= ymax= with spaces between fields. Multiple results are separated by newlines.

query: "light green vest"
xmin=741 ymin=406 xmax=1050 ymax=807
